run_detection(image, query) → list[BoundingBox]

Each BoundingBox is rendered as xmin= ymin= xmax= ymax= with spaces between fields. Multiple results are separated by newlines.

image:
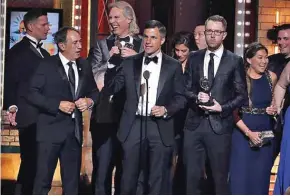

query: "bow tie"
xmin=118 ymin=36 xmax=130 ymax=42
xmin=144 ymin=56 xmax=158 ymax=65
xmin=28 ymin=38 xmax=43 ymax=48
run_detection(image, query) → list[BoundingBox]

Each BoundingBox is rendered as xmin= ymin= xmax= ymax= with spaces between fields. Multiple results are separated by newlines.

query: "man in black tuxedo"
xmin=104 ymin=20 xmax=186 ymax=194
xmin=183 ymin=15 xmax=247 ymax=194
xmin=3 ymin=9 xmax=50 ymax=194
xmin=87 ymin=1 xmax=143 ymax=194
xmin=27 ymin=27 xmax=98 ymax=194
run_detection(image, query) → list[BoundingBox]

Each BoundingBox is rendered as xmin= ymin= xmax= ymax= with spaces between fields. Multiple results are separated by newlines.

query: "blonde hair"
xmin=108 ymin=1 xmax=140 ymax=35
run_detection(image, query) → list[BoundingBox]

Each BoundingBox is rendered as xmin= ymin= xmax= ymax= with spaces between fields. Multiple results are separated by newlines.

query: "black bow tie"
xmin=118 ymin=36 xmax=130 ymax=42
xmin=27 ymin=38 xmax=43 ymax=48
xmin=144 ymin=56 xmax=158 ymax=65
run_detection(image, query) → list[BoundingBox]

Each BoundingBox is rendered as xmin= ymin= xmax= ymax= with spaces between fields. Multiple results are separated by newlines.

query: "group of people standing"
xmin=3 ymin=1 xmax=290 ymax=195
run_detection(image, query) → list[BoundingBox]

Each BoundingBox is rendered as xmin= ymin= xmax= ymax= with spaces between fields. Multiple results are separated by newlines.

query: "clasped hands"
xmin=109 ymin=46 xmax=137 ymax=58
xmin=59 ymin=98 xmax=93 ymax=114
xmin=197 ymin=92 xmax=222 ymax=112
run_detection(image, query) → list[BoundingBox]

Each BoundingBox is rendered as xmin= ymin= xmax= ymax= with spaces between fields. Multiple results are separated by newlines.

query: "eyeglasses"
xmin=204 ymin=29 xmax=225 ymax=36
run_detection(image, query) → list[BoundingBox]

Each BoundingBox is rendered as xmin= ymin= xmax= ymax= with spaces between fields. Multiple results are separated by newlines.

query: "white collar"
xmin=206 ymin=44 xmax=224 ymax=58
xmin=26 ymin=34 xmax=41 ymax=44
xmin=59 ymin=52 xmax=76 ymax=66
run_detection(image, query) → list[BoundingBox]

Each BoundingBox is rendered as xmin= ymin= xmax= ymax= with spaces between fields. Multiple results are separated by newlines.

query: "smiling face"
xmin=277 ymin=29 xmax=290 ymax=58
xmin=109 ymin=7 xmax=131 ymax=37
xmin=247 ymin=49 xmax=269 ymax=74
xmin=59 ymin=30 xmax=82 ymax=61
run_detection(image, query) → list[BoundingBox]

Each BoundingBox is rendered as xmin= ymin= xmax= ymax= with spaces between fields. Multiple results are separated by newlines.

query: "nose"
xmin=176 ymin=51 xmax=182 ymax=57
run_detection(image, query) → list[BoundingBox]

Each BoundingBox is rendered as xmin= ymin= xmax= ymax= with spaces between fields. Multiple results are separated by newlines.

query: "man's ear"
xmin=222 ymin=32 xmax=227 ymax=41
xmin=161 ymin=37 xmax=165 ymax=45
xmin=58 ymin=42 xmax=66 ymax=51
xmin=26 ymin=23 xmax=33 ymax=33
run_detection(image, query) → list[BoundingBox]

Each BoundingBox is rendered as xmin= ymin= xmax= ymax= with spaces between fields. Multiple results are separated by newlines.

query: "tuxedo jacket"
xmin=88 ymin=34 xmax=143 ymax=123
xmin=27 ymin=55 xmax=99 ymax=143
xmin=184 ymin=49 xmax=247 ymax=134
xmin=4 ymin=36 xmax=50 ymax=128
xmin=104 ymin=52 xmax=186 ymax=146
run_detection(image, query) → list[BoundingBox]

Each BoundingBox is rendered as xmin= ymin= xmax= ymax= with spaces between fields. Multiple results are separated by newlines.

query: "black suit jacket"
xmin=184 ymin=49 xmax=247 ymax=134
xmin=27 ymin=55 xmax=98 ymax=143
xmin=104 ymin=52 xmax=186 ymax=146
xmin=4 ymin=36 xmax=50 ymax=128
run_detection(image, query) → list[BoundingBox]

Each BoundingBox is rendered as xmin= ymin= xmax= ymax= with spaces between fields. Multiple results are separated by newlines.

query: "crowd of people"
xmin=3 ymin=1 xmax=290 ymax=195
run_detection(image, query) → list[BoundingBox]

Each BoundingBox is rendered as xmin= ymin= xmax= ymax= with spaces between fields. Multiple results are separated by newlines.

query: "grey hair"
xmin=108 ymin=1 xmax=140 ymax=35
xmin=205 ymin=15 xmax=227 ymax=31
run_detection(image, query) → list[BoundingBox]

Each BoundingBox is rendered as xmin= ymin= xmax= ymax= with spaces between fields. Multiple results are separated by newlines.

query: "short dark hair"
xmin=23 ymin=9 xmax=47 ymax=30
xmin=53 ymin=27 xmax=79 ymax=51
xmin=277 ymin=24 xmax=290 ymax=32
xmin=205 ymin=15 xmax=227 ymax=31
xmin=144 ymin=20 xmax=166 ymax=38
xmin=244 ymin=42 xmax=268 ymax=68
xmin=172 ymin=31 xmax=197 ymax=51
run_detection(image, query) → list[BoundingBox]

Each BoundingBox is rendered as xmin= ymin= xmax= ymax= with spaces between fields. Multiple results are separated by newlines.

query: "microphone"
xmin=143 ymin=70 xmax=150 ymax=80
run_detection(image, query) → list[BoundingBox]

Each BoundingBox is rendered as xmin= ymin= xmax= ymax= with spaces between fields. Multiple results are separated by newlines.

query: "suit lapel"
xmin=199 ymin=49 xmax=206 ymax=81
xmin=75 ymin=59 xmax=84 ymax=99
xmin=211 ymin=49 xmax=228 ymax=89
xmin=134 ymin=53 xmax=144 ymax=98
xmin=156 ymin=54 xmax=170 ymax=100
xmin=55 ymin=55 xmax=75 ymax=99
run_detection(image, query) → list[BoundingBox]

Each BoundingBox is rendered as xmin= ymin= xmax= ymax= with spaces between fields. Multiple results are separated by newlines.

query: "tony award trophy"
xmin=199 ymin=77 xmax=214 ymax=106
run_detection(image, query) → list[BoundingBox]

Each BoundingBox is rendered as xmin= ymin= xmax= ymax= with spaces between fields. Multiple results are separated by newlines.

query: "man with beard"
xmin=87 ymin=1 xmax=143 ymax=194
xmin=183 ymin=15 xmax=247 ymax=194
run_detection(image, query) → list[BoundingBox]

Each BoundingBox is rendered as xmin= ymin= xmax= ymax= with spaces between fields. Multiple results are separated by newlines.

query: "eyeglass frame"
xmin=204 ymin=29 xmax=226 ymax=36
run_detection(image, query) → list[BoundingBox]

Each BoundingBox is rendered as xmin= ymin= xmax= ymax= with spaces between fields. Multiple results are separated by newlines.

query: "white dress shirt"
xmin=203 ymin=44 xmax=224 ymax=78
xmin=136 ymin=52 xmax=162 ymax=116
xmin=26 ymin=34 xmax=44 ymax=58
xmin=59 ymin=52 xmax=79 ymax=93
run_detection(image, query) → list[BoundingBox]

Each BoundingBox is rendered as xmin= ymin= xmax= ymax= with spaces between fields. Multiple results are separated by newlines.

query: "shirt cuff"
xmin=107 ymin=62 xmax=116 ymax=69
xmin=88 ymin=99 xmax=94 ymax=110
xmin=8 ymin=105 xmax=18 ymax=113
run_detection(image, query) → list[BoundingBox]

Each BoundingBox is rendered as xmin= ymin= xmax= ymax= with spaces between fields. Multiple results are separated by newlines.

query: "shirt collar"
xmin=26 ymin=34 xmax=41 ymax=45
xmin=145 ymin=50 xmax=162 ymax=59
xmin=206 ymin=44 xmax=224 ymax=58
xmin=59 ymin=52 xmax=76 ymax=66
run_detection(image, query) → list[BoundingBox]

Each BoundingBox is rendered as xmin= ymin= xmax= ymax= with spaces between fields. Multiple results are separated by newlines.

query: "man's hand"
xmin=197 ymin=92 xmax=210 ymax=104
xmin=7 ymin=111 xmax=17 ymax=126
xmin=109 ymin=46 xmax=120 ymax=57
xmin=59 ymin=101 xmax=75 ymax=114
xmin=199 ymin=99 xmax=222 ymax=112
xmin=151 ymin=106 xmax=166 ymax=117
xmin=120 ymin=47 xmax=137 ymax=58
xmin=75 ymin=98 xmax=93 ymax=112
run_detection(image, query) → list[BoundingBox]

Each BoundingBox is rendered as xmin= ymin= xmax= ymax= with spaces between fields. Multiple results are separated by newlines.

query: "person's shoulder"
xmin=162 ymin=53 xmax=179 ymax=64
xmin=268 ymin=70 xmax=277 ymax=82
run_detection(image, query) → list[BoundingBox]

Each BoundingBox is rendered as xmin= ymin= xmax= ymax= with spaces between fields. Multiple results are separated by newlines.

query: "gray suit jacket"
xmin=88 ymin=34 xmax=143 ymax=123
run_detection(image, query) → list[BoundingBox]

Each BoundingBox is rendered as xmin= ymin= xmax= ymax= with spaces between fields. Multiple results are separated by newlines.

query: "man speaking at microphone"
xmin=104 ymin=20 xmax=186 ymax=194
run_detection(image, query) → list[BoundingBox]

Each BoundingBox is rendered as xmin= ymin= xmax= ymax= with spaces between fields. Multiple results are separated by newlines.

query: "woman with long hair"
xmin=230 ymin=42 xmax=277 ymax=194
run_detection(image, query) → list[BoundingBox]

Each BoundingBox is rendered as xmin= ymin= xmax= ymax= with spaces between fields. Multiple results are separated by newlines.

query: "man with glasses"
xmin=183 ymin=15 xmax=247 ymax=194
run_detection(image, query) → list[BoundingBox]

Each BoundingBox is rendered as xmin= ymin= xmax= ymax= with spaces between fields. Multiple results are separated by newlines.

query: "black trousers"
xmin=90 ymin=122 xmax=122 ymax=195
xmin=120 ymin=117 xmax=173 ymax=195
xmin=183 ymin=118 xmax=232 ymax=195
xmin=14 ymin=124 xmax=37 ymax=195
xmin=33 ymin=128 xmax=81 ymax=195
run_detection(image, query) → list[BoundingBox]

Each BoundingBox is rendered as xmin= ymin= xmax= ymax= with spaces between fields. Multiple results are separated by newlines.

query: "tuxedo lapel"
xmin=75 ymin=59 xmax=84 ymax=99
xmin=106 ymin=35 xmax=115 ymax=51
xmin=156 ymin=54 xmax=170 ymax=100
xmin=133 ymin=53 xmax=144 ymax=98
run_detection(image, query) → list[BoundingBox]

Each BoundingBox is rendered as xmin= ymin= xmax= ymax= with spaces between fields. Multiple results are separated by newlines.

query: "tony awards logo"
xmin=199 ymin=77 xmax=214 ymax=106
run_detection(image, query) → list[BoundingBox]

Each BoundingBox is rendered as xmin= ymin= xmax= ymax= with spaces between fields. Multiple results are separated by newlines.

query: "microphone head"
xmin=143 ymin=70 xmax=150 ymax=80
